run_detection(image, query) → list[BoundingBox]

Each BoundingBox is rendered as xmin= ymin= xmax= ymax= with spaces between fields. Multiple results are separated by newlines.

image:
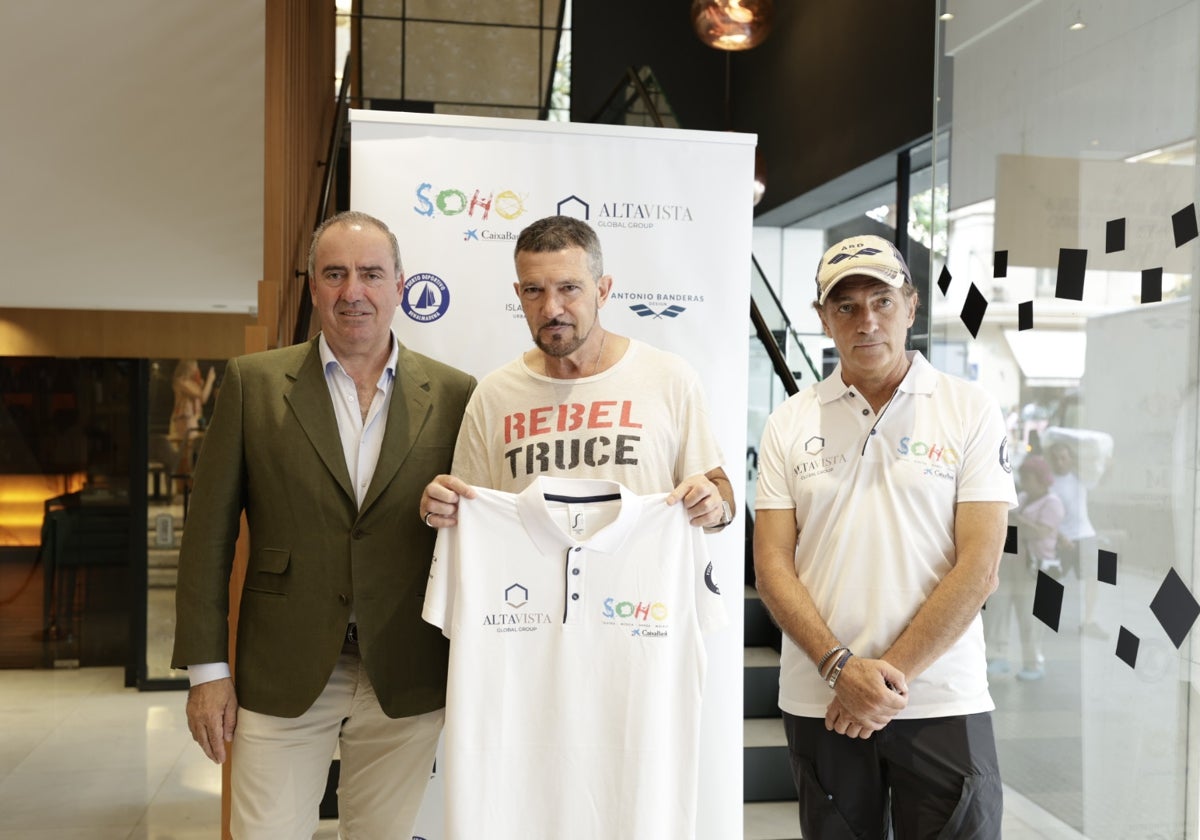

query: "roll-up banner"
xmin=351 ymin=110 xmax=754 ymax=839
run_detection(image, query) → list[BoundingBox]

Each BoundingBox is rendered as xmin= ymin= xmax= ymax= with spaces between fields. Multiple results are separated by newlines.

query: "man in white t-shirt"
xmin=416 ymin=214 xmax=734 ymax=833
xmin=420 ymin=214 xmax=735 ymax=525
xmin=753 ymin=234 xmax=1017 ymax=839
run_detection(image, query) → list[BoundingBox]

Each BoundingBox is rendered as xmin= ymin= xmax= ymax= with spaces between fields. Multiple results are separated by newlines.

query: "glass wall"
xmin=143 ymin=358 xmax=226 ymax=685
xmin=0 ymin=355 xmax=229 ymax=688
xmin=928 ymin=0 xmax=1200 ymax=835
xmin=0 ymin=359 xmax=141 ymax=676
xmin=750 ymin=2 xmax=1199 ymax=834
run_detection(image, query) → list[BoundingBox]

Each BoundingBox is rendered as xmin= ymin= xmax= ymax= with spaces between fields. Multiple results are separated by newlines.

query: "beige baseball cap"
xmin=815 ymin=234 xmax=912 ymax=305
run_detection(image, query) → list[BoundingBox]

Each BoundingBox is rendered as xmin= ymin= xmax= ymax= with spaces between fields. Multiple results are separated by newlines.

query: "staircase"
xmin=743 ymin=583 xmax=802 ymax=839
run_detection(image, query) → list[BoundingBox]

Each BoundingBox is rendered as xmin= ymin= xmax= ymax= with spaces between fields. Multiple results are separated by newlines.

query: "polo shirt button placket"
xmin=565 ymin=546 xmax=584 ymax=625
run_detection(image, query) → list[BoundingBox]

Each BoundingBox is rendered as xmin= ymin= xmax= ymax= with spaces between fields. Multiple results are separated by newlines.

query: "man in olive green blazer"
xmin=172 ymin=211 xmax=475 ymax=839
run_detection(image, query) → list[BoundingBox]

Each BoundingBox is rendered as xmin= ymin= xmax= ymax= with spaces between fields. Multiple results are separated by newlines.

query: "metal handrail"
xmin=292 ymin=53 xmax=354 ymax=346
xmin=751 ymin=298 xmax=800 ymax=398
xmin=751 ymin=253 xmax=821 ymax=382
xmin=539 ymin=0 xmax=569 ymax=120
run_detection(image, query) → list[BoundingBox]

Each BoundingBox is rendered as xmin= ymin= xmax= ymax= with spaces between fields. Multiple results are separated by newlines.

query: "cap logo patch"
xmin=828 ymin=246 xmax=883 ymax=265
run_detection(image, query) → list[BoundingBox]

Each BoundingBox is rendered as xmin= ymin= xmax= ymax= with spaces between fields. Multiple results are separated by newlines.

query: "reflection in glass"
xmin=933 ymin=0 xmax=1198 ymax=834
xmin=145 ymin=358 xmax=226 ymax=684
xmin=0 ymin=359 xmax=137 ymax=673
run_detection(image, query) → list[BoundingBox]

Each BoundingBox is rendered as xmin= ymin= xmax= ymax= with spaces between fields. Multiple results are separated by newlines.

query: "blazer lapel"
xmin=361 ymin=345 xmax=432 ymax=514
xmin=284 ymin=339 xmax=356 ymax=505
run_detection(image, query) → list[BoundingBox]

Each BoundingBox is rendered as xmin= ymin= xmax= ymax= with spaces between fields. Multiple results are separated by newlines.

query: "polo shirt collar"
xmin=897 ymin=350 xmax=937 ymax=395
xmin=814 ymin=350 xmax=936 ymax=405
xmin=516 ymin=477 xmax=644 ymax=556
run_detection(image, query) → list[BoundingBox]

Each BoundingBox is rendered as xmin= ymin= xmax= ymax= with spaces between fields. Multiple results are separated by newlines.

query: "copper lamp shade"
xmin=691 ymin=0 xmax=775 ymax=51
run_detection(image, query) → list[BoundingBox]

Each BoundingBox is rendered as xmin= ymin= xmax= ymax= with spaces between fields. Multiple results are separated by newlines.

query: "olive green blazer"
xmin=171 ymin=337 xmax=475 ymax=718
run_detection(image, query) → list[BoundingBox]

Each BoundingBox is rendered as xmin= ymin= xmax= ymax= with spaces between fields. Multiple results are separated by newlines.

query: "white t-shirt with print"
xmin=755 ymin=351 xmax=1018 ymax=719
xmin=451 ymin=339 xmax=723 ymax=495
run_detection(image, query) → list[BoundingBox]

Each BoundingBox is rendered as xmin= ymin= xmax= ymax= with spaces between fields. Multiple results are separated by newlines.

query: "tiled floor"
xmin=0 ymin=667 xmax=1092 ymax=840
xmin=0 ymin=667 xmax=218 ymax=840
xmin=4 ymin=491 xmax=1105 ymax=840
xmin=0 ymin=667 xmax=336 ymax=840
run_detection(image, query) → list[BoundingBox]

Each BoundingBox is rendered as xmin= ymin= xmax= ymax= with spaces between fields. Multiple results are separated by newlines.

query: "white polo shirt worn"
xmin=755 ymin=351 xmax=1017 ymax=719
xmin=422 ymin=476 xmax=727 ymax=840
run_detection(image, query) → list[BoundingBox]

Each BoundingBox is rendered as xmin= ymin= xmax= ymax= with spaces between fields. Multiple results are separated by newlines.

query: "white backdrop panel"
xmin=350 ymin=110 xmax=754 ymax=840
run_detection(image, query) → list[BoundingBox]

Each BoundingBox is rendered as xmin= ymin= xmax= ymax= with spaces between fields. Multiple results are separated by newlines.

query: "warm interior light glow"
xmin=0 ymin=473 xmax=88 ymax=545
xmin=1068 ymin=11 xmax=1086 ymax=30
xmin=726 ymin=0 xmax=754 ymax=23
xmin=939 ymin=12 xmax=954 ymax=21
xmin=691 ymin=0 xmax=775 ymax=51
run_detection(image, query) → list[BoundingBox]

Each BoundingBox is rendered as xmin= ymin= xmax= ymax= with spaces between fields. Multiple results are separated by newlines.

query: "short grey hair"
xmin=514 ymin=215 xmax=604 ymax=280
xmin=308 ymin=210 xmax=403 ymax=279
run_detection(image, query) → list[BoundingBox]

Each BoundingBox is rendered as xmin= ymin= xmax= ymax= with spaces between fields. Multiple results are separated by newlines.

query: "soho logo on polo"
xmin=400 ymin=273 xmax=450 ymax=324
xmin=412 ymin=182 xmax=528 ymax=221
xmin=896 ymin=436 xmax=961 ymax=466
xmin=601 ymin=598 xmax=669 ymax=622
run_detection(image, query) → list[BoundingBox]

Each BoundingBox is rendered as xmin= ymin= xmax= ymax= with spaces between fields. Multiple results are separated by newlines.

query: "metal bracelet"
xmin=817 ymin=644 xmax=847 ymax=677
xmin=826 ymin=650 xmax=854 ymax=689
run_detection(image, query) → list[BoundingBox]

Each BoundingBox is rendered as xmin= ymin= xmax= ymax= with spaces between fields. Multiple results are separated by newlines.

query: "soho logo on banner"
xmin=412 ymin=182 xmax=528 ymax=245
xmin=412 ymin=182 xmax=528 ymax=222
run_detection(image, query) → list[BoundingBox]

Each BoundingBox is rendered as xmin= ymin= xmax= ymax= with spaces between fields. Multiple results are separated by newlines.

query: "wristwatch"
xmin=715 ymin=499 xmax=733 ymax=528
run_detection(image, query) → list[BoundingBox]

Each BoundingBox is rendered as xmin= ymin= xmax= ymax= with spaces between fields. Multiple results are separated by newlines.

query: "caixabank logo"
xmin=462 ymin=228 xmax=517 ymax=245
xmin=400 ymin=273 xmax=450 ymax=323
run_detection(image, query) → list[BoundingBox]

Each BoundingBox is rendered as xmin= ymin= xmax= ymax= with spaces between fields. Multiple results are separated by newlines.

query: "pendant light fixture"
xmin=690 ymin=0 xmax=775 ymax=51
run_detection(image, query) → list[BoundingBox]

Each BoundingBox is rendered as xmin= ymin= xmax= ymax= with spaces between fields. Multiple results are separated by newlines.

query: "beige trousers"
xmin=230 ymin=649 xmax=443 ymax=840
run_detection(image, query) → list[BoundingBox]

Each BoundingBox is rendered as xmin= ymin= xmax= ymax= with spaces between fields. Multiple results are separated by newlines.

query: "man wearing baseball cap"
xmin=753 ymin=233 xmax=1017 ymax=838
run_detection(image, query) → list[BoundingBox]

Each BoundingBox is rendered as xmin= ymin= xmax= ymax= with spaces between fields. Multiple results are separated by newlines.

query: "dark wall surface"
xmin=571 ymin=2 xmax=730 ymax=130
xmin=572 ymin=0 xmax=936 ymax=216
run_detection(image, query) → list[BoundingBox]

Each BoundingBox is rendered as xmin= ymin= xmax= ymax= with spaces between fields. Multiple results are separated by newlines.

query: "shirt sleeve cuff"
xmin=187 ymin=662 xmax=232 ymax=687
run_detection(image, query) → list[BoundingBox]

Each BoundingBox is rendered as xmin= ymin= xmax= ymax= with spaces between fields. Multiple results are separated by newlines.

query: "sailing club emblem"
xmin=401 ymin=272 xmax=451 ymax=323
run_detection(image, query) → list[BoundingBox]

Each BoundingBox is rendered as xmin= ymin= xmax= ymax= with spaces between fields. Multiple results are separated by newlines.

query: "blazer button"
xmin=352 ymin=528 xmax=365 ymax=539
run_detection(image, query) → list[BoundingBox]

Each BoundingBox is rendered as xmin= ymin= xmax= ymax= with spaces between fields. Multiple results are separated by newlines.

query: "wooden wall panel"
xmin=263 ymin=0 xmax=337 ymax=351
xmin=0 ymin=309 xmax=254 ymax=360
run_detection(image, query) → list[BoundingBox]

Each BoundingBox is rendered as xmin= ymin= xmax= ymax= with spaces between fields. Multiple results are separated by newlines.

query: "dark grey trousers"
xmin=782 ymin=711 xmax=1003 ymax=840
